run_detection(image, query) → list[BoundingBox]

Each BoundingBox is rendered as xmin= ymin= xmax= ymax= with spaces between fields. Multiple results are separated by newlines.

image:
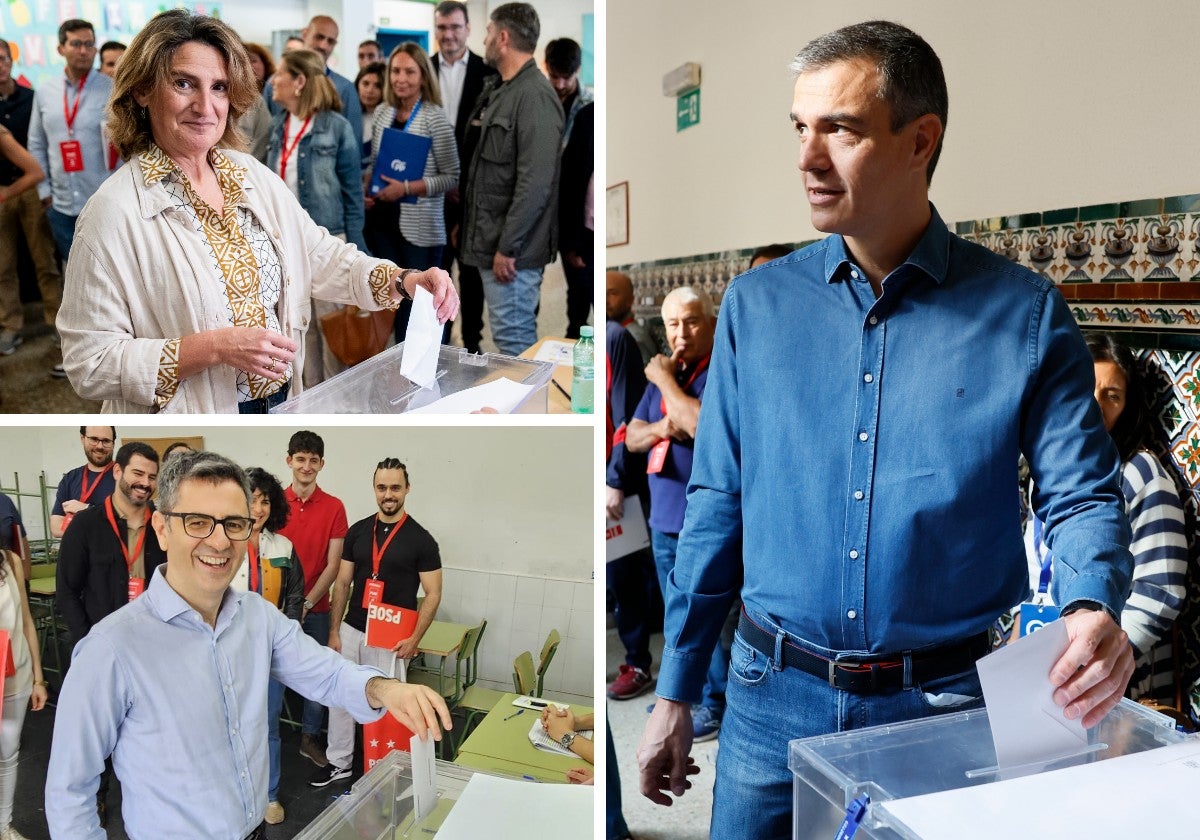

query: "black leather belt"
xmin=737 ymin=610 xmax=988 ymax=694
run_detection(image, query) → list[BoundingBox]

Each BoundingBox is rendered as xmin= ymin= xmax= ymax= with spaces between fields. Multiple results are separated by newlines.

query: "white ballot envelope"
xmin=399 ymin=285 xmax=440 ymax=389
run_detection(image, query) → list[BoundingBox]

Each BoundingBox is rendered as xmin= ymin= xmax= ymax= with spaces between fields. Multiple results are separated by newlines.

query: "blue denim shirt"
xmin=27 ymin=70 xmax=116 ymax=215
xmin=267 ymin=108 xmax=367 ymax=252
xmin=656 ymin=206 xmax=1134 ymax=704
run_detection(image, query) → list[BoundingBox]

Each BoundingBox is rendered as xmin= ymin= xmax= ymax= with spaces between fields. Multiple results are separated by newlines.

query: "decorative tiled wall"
xmin=436 ymin=567 xmax=593 ymax=701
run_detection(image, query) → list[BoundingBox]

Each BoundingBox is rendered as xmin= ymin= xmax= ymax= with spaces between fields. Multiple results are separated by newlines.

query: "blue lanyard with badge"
xmin=1020 ymin=517 xmax=1061 ymax=635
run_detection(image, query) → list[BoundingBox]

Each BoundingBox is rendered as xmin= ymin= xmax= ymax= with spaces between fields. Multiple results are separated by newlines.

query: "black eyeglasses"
xmin=84 ymin=435 xmax=114 ymax=446
xmin=161 ymin=511 xmax=254 ymax=541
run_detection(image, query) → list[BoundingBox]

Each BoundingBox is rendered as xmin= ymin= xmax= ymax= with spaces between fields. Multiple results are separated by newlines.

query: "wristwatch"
xmin=303 ymin=599 xmax=313 ymax=611
xmin=395 ymin=268 xmax=418 ymax=302
xmin=559 ymin=731 xmax=576 ymax=752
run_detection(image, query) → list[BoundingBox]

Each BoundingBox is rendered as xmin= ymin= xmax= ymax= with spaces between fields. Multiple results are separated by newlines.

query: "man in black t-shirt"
xmin=315 ymin=458 xmax=442 ymax=786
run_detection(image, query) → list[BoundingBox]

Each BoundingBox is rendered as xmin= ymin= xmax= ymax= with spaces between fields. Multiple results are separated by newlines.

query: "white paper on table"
xmin=975 ymin=619 xmax=1086 ymax=770
xmin=434 ymin=773 xmax=593 ymax=840
xmin=405 ymin=376 xmax=535 ymax=414
xmin=605 ymin=494 xmax=650 ymax=562
xmin=532 ymin=339 xmax=575 ymax=365
xmin=879 ymin=739 xmax=1200 ymax=840
xmin=528 ymin=718 xmax=595 ymax=755
xmin=409 ymin=733 xmax=437 ymax=821
xmin=398 ymin=285 xmax=440 ymax=389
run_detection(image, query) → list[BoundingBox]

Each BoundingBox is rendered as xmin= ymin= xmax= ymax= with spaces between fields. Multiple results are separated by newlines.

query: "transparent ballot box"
xmin=293 ymin=750 xmax=472 ymax=839
xmin=270 ymin=343 xmax=556 ymax=414
xmin=788 ymin=698 xmax=1189 ymax=840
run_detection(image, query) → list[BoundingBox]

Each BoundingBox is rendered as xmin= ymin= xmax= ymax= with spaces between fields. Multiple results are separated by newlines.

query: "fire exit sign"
xmin=677 ymin=89 xmax=700 ymax=131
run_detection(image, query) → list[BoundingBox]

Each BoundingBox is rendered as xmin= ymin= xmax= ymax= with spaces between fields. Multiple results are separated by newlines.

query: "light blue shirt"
xmin=657 ymin=205 xmax=1134 ymax=703
xmin=46 ymin=566 xmax=386 ymax=839
xmin=27 ymin=70 xmax=117 ymax=216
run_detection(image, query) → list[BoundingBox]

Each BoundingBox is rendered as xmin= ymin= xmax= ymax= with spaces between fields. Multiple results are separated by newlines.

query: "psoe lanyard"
xmin=659 ymin=354 xmax=710 ymax=416
xmin=279 ymin=113 xmax=313 ymax=181
xmin=62 ymin=70 xmax=89 ymax=137
xmin=79 ymin=461 xmax=114 ymax=504
xmin=247 ymin=543 xmax=261 ymax=594
xmin=371 ymin=512 xmax=407 ymax=579
xmin=105 ymin=496 xmax=149 ymax=576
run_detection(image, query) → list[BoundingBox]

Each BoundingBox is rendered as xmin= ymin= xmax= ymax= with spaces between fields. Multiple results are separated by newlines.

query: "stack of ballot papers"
xmin=434 ymin=773 xmax=592 ymax=840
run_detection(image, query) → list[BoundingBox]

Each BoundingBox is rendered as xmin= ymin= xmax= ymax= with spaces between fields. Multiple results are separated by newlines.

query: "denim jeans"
xmin=480 ymin=266 xmax=543 ymax=356
xmin=267 ymin=677 xmax=284 ymax=800
xmin=605 ymin=721 xmax=630 ymax=840
xmin=300 ymin=610 xmax=332 ymax=735
xmin=651 ymin=529 xmax=735 ymax=714
xmin=45 ymin=206 xmax=77 ymax=264
xmin=710 ymin=613 xmax=984 ymax=840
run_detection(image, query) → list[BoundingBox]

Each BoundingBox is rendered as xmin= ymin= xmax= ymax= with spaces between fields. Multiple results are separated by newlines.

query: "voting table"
xmin=788 ymin=697 xmax=1188 ymax=839
xmin=453 ymin=692 xmax=593 ymax=782
xmin=518 ymin=337 xmax=577 ymax=414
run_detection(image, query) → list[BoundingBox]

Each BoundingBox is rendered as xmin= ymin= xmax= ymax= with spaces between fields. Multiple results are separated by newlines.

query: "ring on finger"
xmin=269 ymin=357 xmax=278 ymax=372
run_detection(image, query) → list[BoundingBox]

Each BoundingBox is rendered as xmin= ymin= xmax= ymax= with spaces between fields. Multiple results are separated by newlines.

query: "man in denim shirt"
xmin=636 ymin=21 xmax=1135 ymax=839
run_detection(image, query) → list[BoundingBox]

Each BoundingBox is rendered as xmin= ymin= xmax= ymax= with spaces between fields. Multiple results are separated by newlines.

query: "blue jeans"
xmin=651 ymin=529 xmax=735 ymax=714
xmin=710 ymin=613 xmax=984 ymax=840
xmin=267 ymin=677 xmax=284 ymax=800
xmin=606 ymin=547 xmax=657 ymax=672
xmin=479 ymin=266 xmax=543 ymax=356
xmin=605 ymin=720 xmax=630 ymax=840
xmin=45 ymin=206 xmax=77 ymax=263
xmin=300 ymin=611 xmax=331 ymax=735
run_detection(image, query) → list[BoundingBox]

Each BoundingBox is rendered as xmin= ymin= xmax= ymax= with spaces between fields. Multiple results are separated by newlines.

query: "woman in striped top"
xmin=1024 ymin=333 xmax=1187 ymax=702
xmin=364 ymin=42 xmax=459 ymax=343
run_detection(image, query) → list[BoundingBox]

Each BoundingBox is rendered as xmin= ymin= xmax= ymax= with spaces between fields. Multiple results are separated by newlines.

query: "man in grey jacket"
xmin=460 ymin=2 xmax=563 ymax=356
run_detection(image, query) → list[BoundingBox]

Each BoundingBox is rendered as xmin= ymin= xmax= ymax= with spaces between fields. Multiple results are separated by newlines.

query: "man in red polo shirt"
xmin=277 ymin=430 xmax=349 ymax=769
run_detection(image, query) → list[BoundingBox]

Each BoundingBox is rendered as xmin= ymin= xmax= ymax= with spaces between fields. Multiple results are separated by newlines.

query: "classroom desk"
xmin=454 ymin=692 xmax=593 ymax=782
xmin=519 ymin=337 xmax=575 ymax=414
xmin=411 ymin=620 xmax=474 ymax=695
xmin=28 ymin=577 xmax=55 ymax=597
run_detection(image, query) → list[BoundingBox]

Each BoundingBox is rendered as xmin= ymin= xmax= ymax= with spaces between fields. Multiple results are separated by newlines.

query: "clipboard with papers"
xmin=368 ymin=127 xmax=431 ymax=203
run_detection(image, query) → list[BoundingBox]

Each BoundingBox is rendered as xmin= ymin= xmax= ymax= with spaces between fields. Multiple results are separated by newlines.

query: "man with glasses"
xmin=50 ymin=425 xmax=118 ymax=538
xmin=0 ymin=36 xmax=63 ymax=360
xmin=27 ymin=19 xmax=116 ymax=266
xmin=46 ymin=451 xmax=452 ymax=840
xmin=55 ymin=439 xmax=163 ymax=828
xmin=315 ymin=458 xmax=442 ymax=788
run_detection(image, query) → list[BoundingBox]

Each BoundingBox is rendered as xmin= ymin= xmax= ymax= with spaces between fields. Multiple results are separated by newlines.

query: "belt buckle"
xmin=827 ymin=659 xmax=837 ymax=688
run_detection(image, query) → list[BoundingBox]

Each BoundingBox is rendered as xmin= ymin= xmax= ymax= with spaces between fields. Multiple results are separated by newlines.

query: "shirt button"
xmin=847 ymin=610 xmax=858 ymax=620
xmin=863 ymin=373 xmax=873 ymax=383
xmin=850 ymin=270 xmax=859 ymax=279
xmin=849 ymin=549 xmax=859 ymax=559
xmin=854 ymin=490 xmax=864 ymax=500
xmin=869 ymin=316 xmax=878 ymax=325
xmin=858 ymin=432 xmax=868 ymax=442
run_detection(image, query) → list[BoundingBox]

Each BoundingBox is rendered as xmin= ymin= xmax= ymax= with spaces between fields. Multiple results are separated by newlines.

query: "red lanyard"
xmin=80 ymin=462 xmax=114 ymax=504
xmin=247 ymin=543 xmax=260 ymax=594
xmin=371 ymin=513 xmax=407 ymax=579
xmin=105 ymin=496 xmax=149 ymax=572
xmin=62 ymin=71 xmax=88 ymax=135
xmin=279 ymin=113 xmax=313 ymax=181
xmin=660 ymin=355 xmax=710 ymax=415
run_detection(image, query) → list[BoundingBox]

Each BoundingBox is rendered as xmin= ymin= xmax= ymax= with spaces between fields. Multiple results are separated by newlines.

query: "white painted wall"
xmin=606 ymin=0 xmax=1200 ymax=265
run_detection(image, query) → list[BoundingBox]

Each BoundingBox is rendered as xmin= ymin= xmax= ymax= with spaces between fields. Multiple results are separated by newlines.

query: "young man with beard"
xmin=50 ymin=425 xmax=118 ymax=537
xmin=314 ymin=458 xmax=442 ymax=787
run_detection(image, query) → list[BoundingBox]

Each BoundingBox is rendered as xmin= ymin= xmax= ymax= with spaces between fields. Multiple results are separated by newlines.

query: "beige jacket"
xmin=58 ymin=149 xmax=389 ymax=414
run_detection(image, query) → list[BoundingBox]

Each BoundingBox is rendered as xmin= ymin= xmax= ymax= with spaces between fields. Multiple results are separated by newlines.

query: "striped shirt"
xmin=367 ymin=103 xmax=459 ymax=247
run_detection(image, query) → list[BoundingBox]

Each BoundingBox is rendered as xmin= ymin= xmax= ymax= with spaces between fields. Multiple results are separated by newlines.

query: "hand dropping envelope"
xmin=975 ymin=619 xmax=1087 ymax=770
xmin=399 ymin=285 xmax=441 ymax=389
xmin=410 ymin=732 xmax=437 ymax=821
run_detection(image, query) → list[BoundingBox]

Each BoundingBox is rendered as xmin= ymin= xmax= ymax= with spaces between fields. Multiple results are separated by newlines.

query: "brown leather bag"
xmin=319 ymin=306 xmax=396 ymax=367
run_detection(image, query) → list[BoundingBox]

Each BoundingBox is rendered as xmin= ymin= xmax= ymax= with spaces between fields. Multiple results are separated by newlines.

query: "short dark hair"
xmin=355 ymin=60 xmax=386 ymax=89
xmin=374 ymin=457 xmax=410 ymax=486
xmin=80 ymin=425 xmax=118 ymax=439
xmin=288 ymin=430 xmax=325 ymax=458
xmin=1085 ymin=332 xmax=1146 ymax=462
xmin=58 ymin=19 xmax=95 ymax=45
xmin=246 ymin=467 xmax=290 ymax=533
xmin=790 ymin=20 xmax=948 ymax=184
xmin=162 ymin=441 xmax=195 ymax=461
xmin=435 ymin=1 xmax=469 ymax=23
xmin=115 ymin=441 xmax=159 ymax=469
xmin=490 ymin=3 xmax=539 ymax=54
xmin=544 ymin=38 xmax=581 ymax=75
xmin=359 ymin=39 xmax=381 ymax=51
xmin=157 ymin=450 xmax=250 ymax=514
xmin=100 ymin=40 xmax=127 ymax=55
xmin=751 ymin=243 xmax=793 ymax=264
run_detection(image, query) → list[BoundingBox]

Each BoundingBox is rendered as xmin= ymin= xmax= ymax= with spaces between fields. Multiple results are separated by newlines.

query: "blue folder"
xmin=368 ymin=127 xmax=432 ymax=204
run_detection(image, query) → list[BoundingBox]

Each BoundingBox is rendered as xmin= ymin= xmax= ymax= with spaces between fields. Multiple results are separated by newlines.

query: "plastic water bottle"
xmin=571 ymin=326 xmax=595 ymax=413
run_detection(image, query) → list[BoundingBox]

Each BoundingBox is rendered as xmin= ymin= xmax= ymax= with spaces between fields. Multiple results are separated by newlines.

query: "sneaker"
xmin=0 ymin=332 xmax=21 ymax=355
xmin=309 ymin=763 xmax=352 ymax=788
xmin=299 ymin=733 xmax=328 ymax=767
xmin=692 ymin=705 xmax=722 ymax=742
xmin=50 ymin=362 xmax=67 ymax=378
xmin=264 ymin=801 xmax=285 ymax=824
xmin=607 ymin=664 xmax=652 ymax=700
